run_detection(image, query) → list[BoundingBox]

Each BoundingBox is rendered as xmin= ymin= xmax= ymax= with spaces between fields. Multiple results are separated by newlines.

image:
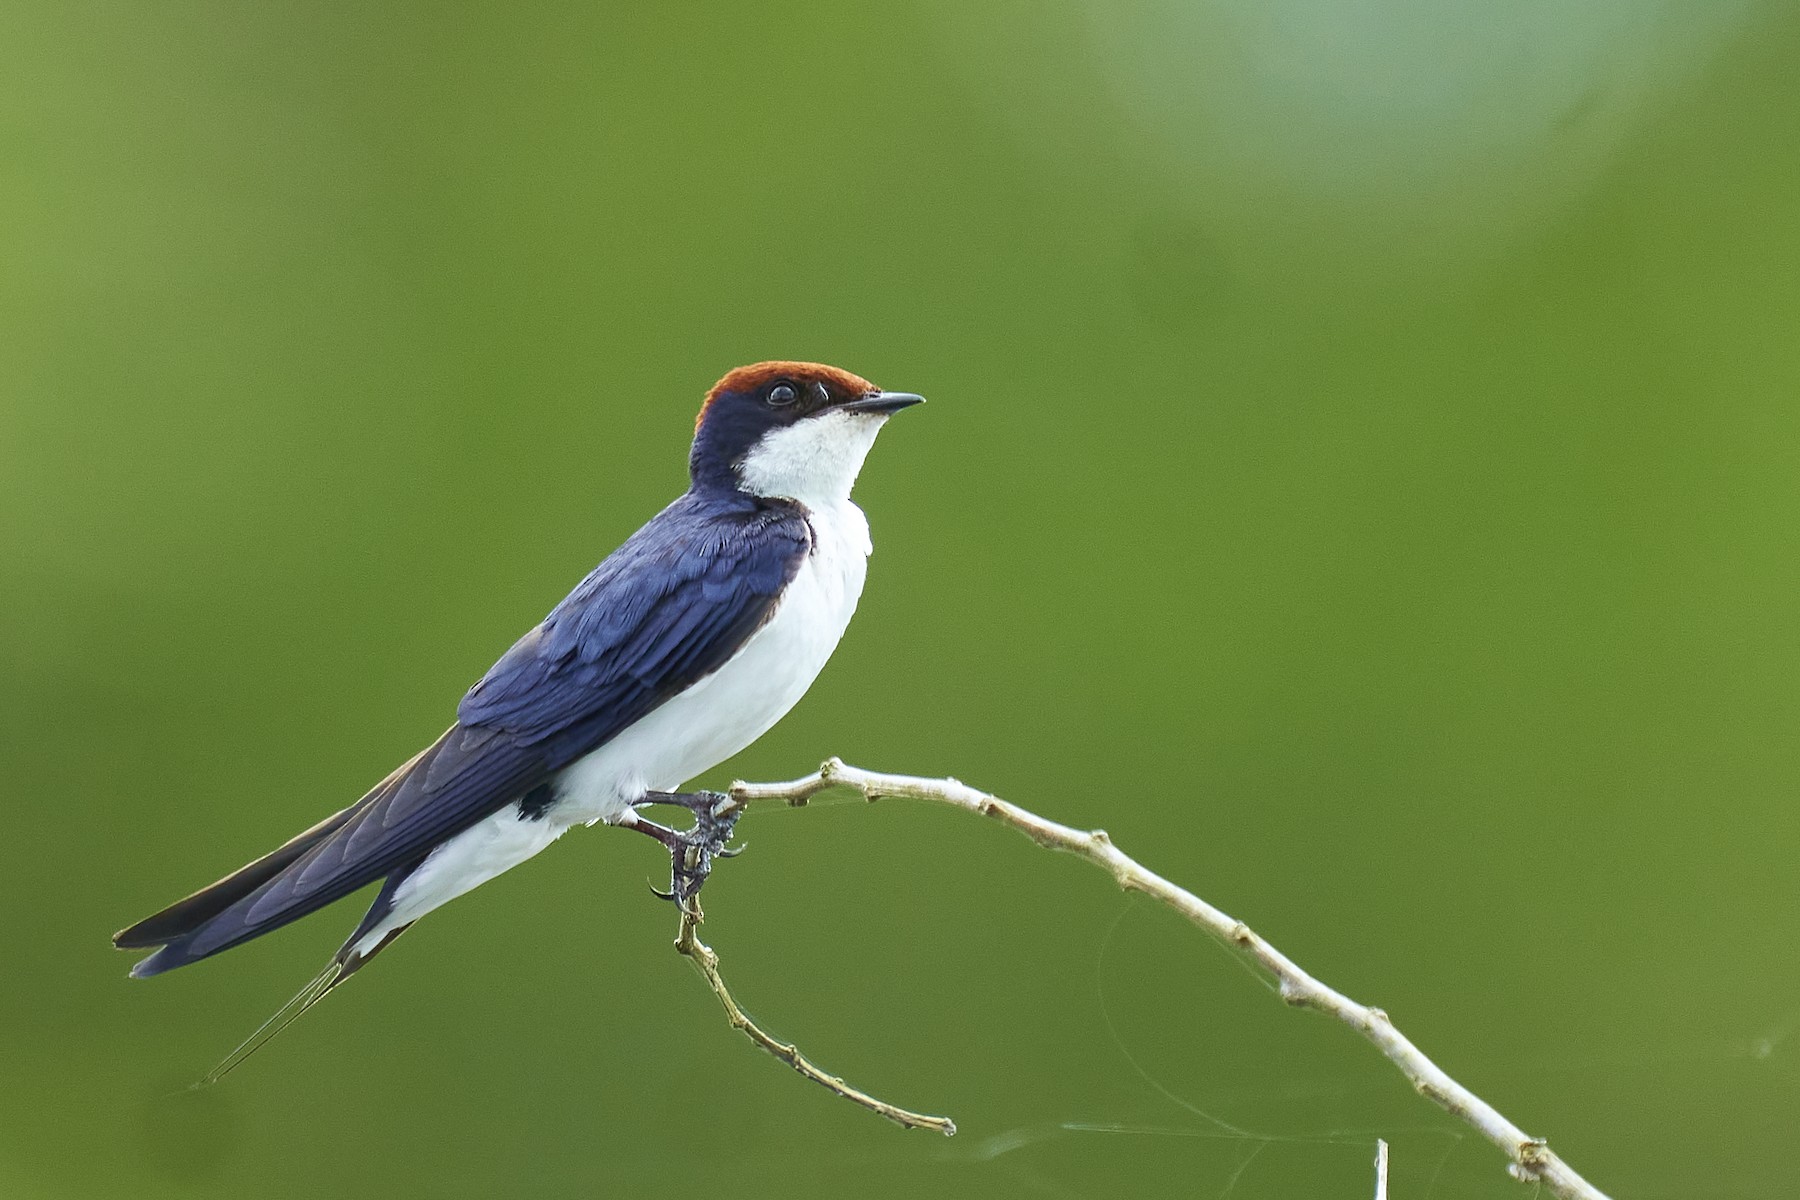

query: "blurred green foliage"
xmin=3 ymin=3 xmax=1798 ymax=1197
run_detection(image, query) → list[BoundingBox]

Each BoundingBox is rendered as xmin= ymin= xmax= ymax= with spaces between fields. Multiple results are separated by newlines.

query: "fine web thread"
xmin=944 ymin=897 xmax=1467 ymax=1200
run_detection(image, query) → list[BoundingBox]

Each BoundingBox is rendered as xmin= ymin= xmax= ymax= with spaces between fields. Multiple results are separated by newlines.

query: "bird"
xmin=114 ymin=360 xmax=924 ymax=1078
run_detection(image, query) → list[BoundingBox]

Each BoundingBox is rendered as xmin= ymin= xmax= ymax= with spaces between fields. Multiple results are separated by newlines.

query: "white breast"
xmin=551 ymin=498 xmax=871 ymax=822
xmin=363 ymin=407 xmax=898 ymax=953
xmin=361 ymin=501 xmax=872 ymax=954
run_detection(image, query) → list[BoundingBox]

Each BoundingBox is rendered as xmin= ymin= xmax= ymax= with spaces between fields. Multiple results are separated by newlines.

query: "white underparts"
xmin=349 ymin=478 xmax=880 ymax=959
xmin=736 ymin=409 xmax=888 ymax=508
xmin=357 ymin=800 xmax=561 ymax=952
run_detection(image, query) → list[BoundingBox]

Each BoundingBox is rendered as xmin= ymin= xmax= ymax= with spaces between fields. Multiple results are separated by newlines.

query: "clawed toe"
xmin=627 ymin=791 xmax=745 ymax=906
xmin=638 ymin=789 xmax=732 ymax=815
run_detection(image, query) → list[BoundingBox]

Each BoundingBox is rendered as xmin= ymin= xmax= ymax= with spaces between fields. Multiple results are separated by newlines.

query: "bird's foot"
xmin=637 ymin=789 xmax=737 ymax=819
xmin=628 ymin=791 xmax=744 ymax=907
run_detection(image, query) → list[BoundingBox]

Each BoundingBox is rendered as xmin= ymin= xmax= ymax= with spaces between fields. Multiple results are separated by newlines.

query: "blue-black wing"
xmin=116 ymin=493 xmax=812 ymax=974
xmin=459 ymin=492 xmax=812 ymax=765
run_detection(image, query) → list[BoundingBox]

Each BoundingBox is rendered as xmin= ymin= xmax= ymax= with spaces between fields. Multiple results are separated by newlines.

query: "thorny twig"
xmin=696 ymin=759 xmax=1612 ymax=1200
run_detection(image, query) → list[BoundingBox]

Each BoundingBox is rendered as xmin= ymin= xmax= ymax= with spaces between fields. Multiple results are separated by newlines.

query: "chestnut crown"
xmin=688 ymin=361 xmax=923 ymax=500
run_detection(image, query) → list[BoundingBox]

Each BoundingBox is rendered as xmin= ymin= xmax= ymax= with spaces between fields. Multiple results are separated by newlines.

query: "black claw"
xmin=628 ymin=791 xmax=745 ymax=906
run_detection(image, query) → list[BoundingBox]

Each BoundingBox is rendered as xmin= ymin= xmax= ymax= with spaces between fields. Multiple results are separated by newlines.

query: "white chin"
xmin=736 ymin=410 xmax=886 ymax=507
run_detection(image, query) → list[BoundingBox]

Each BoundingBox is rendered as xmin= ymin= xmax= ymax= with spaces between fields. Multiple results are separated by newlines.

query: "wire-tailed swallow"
xmin=114 ymin=361 xmax=923 ymax=1073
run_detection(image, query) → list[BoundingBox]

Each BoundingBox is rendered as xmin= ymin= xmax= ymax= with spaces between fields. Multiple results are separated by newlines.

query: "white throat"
xmin=736 ymin=410 xmax=888 ymax=508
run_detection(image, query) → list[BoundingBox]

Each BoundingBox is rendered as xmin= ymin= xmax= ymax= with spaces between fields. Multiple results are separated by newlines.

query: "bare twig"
xmin=671 ymin=895 xmax=955 ymax=1136
xmin=1375 ymin=1138 xmax=1390 ymax=1200
xmin=721 ymin=759 xmax=1612 ymax=1200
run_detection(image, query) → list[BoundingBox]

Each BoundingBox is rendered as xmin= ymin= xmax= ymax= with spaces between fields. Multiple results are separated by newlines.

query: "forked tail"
xmin=194 ymin=960 xmax=346 ymax=1088
xmin=191 ymin=921 xmax=412 ymax=1088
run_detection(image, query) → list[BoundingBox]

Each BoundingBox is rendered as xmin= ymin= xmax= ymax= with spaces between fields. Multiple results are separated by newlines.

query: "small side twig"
xmin=1375 ymin=1138 xmax=1389 ymax=1200
xmin=672 ymin=896 xmax=955 ymax=1136
xmin=720 ymin=759 xmax=1612 ymax=1200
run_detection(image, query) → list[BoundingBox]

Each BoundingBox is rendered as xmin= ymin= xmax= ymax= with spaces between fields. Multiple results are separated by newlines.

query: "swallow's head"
xmin=690 ymin=361 xmax=925 ymax=505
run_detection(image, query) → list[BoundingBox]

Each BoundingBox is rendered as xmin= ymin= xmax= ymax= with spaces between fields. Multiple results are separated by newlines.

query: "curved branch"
xmin=724 ymin=759 xmax=1612 ymax=1200
xmin=672 ymin=897 xmax=955 ymax=1135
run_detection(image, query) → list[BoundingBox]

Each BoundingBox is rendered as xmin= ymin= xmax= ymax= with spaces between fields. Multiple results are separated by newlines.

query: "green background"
xmin=4 ymin=3 xmax=1798 ymax=1196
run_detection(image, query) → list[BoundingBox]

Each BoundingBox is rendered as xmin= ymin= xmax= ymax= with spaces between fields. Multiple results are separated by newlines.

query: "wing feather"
xmin=118 ymin=493 xmax=812 ymax=973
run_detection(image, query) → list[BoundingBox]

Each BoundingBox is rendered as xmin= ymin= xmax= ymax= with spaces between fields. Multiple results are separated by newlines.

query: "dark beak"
xmin=838 ymin=391 xmax=926 ymax=416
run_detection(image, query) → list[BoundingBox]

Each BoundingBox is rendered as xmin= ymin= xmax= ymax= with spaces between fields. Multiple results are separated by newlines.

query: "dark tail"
xmin=195 ymin=958 xmax=348 ymax=1087
xmin=113 ymin=804 xmax=361 ymax=976
xmin=112 ymin=731 xmax=463 ymax=976
xmin=192 ymin=916 xmax=414 ymax=1088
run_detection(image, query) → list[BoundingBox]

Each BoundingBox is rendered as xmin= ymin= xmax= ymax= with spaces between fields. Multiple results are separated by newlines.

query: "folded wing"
xmin=116 ymin=494 xmax=811 ymax=975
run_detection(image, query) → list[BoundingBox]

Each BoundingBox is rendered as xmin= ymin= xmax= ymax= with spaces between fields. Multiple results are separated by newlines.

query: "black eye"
xmin=767 ymin=382 xmax=799 ymax=407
